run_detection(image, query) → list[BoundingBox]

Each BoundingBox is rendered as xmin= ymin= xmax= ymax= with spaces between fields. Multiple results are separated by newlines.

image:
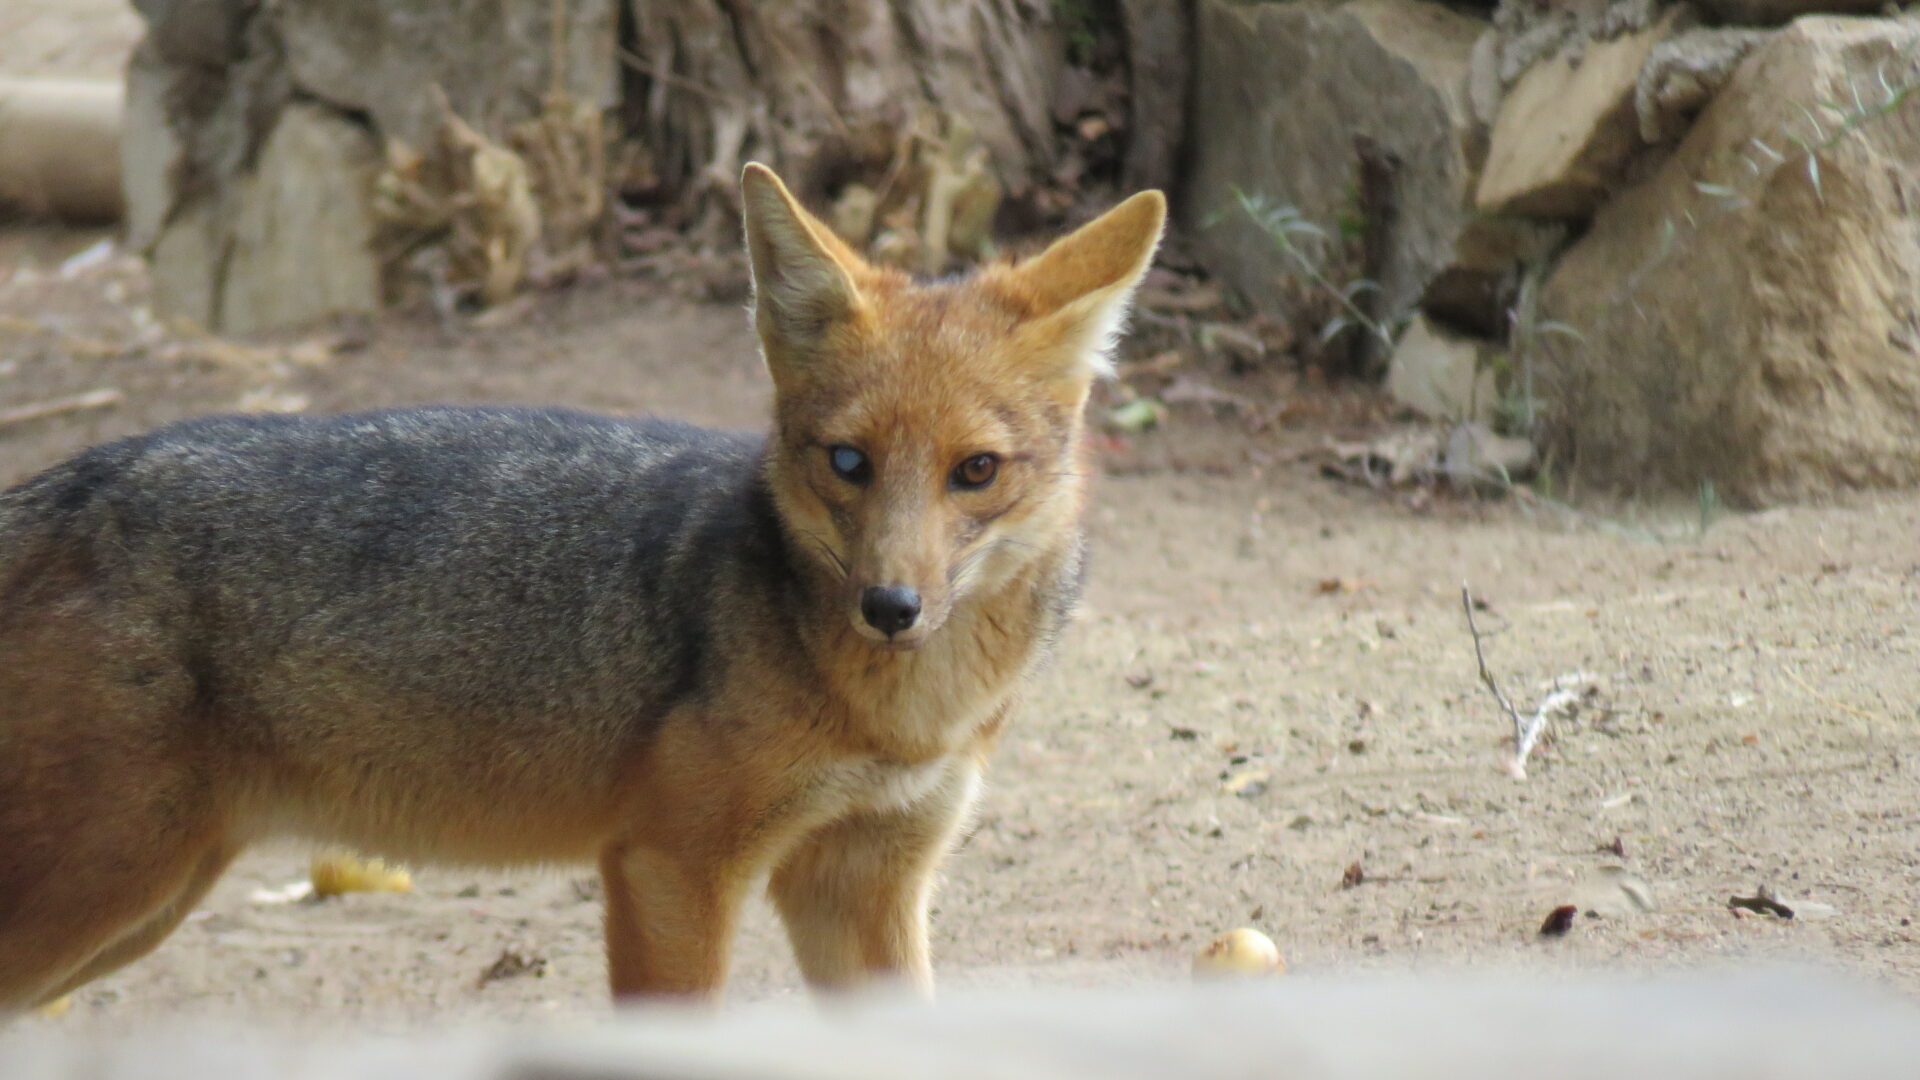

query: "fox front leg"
xmin=768 ymin=761 xmax=981 ymax=997
xmin=599 ymin=841 xmax=750 ymax=1002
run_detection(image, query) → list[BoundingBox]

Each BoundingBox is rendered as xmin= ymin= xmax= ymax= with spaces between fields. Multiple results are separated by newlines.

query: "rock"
xmin=1635 ymin=28 xmax=1774 ymax=143
xmin=276 ymin=0 xmax=619 ymax=150
xmin=222 ymin=104 xmax=383 ymax=335
xmin=121 ymin=43 xmax=183 ymax=250
xmin=1183 ymin=0 xmax=1486 ymax=362
xmin=124 ymin=0 xmax=619 ymax=333
xmin=1119 ymin=0 xmax=1192 ymax=193
xmin=1420 ymin=216 xmax=1567 ymax=337
xmin=1469 ymin=28 xmax=1504 ymax=126
xmin=1535 ymin=16 xmax=1920 ymax=505
xmin=148 ymin=196 xmax=223 ymax=330
xmin=1476 ymin=10 xmax=1684 ymax=219
xmin=1443 ymin=422 xmax=1536 ymax=481
xmin=153 ymin=104 xmax=383 ymax=335
xmin=1695 ymin=0 xmax=1885 ymax=26
xmin=1386 ymin=314 xmax=1501 ymax=423
xmin=131 ymin=0 xmax=248 ymax=68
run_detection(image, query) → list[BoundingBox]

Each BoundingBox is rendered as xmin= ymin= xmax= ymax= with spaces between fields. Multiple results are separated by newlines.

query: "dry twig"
xmin=0 ymin=387 xmax=122 ymax=428
xmin=1462 ymin=583 xmax=1552 ymax=779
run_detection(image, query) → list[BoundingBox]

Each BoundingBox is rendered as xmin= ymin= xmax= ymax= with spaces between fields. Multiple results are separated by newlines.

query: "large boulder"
xmin=1182 ymin=0 xmax=1486 ymax=370
xmin=1534 ymin=16 xmax=1920 ymax=505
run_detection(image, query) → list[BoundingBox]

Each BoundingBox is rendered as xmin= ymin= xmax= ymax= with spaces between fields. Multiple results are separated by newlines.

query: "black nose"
xmin=861 ymin=585 xmax=922 ymax=636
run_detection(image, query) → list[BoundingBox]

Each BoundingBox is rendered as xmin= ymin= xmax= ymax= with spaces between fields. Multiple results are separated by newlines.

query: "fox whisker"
xmin=798 ymin=530 xmax=851 ymax=579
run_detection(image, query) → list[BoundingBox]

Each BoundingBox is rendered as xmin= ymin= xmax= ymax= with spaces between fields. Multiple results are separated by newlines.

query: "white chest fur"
xmin=812 ymin=753 xmax=961 ymax=819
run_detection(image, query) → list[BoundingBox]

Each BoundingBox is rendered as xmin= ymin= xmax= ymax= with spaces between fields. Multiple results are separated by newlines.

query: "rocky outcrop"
xmin=1182 ymin=0 xmax=1486 ymax=372
xmin=124 ymin=0 xmax=615 ymax=334
xmin=1534 ymin=17 xmax=1920 ymax=505
xmin=149 ymin=103 xmax=384 ymax=336
xmin=121 ymin=0 xmax=1077 ymax=335
xmin=1476 ymin=10 xmax=1682 ymax=218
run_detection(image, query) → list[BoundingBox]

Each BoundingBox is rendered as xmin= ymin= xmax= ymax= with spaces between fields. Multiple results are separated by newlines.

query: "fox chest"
xmin=803 ymin=753 xmax=962 ymax=820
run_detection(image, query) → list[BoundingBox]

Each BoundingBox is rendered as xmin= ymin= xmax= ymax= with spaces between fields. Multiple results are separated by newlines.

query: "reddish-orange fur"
xmin=0 ymin=164 xmax=1164 ymax=1010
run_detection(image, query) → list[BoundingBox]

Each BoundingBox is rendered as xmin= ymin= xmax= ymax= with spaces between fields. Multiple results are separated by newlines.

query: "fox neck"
xmin=778 ymin=520 xmax=1080 ymax=764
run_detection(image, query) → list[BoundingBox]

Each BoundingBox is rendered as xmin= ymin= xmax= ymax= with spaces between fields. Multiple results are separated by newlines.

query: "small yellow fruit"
xmin=309 ymin=850 xmax=413 ymax=898
xmin=36 ymin=995 xmax=72 ymax=1018
xmin=1192 ymin=928 xmax=1286 ymax=979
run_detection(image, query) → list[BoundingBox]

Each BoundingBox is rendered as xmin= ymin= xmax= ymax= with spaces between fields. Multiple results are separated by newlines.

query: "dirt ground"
xmin=4 ymin=5 xmax=1918 ymax=1034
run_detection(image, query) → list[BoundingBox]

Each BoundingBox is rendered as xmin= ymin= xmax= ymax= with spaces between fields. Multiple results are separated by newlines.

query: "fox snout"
xmin=850 ymin=559 xmax=944 ymax=648
xmin=860 ymin=585 xmax=922 ymax=638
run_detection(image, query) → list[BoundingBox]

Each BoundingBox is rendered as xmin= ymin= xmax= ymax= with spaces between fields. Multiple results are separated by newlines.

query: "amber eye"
xmin=951 ymin=453 xmax=999 ymax=490
xmin=828 ymin=445 xmax=871 ymax=485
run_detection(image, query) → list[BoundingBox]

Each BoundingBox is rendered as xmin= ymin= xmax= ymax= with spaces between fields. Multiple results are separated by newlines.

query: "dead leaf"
xmin=477 ymin=949 xmax=548 ymax=988
xmin=1539 ymin=905 xmax=1578 ymax=937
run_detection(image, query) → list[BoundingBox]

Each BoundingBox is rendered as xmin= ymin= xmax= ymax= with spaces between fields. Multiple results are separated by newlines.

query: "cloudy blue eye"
xmin=828 ymin=445 xmax=871 ymax=484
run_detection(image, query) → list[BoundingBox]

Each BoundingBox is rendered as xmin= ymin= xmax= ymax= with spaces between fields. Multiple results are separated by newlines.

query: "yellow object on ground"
xmin=1192 ymin=928 xmax=1286 ymax=979
xmin=309 ymin=851 xmax=414 ymax=898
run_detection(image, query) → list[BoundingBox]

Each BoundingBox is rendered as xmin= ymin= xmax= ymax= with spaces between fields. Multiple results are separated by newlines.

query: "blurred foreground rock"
xmin=5 ymin=972 xmax=1918 ymax=1079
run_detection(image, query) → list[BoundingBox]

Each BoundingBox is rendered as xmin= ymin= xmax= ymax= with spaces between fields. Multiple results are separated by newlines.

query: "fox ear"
xmin=998 ymin=190 xmax=1167 ymax=379
xmin=740 ymin=163 xmax=867 ymax=361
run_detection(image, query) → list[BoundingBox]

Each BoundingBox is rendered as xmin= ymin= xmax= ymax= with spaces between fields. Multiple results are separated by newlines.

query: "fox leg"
xmin=32 ymin=841 xmax=238 ymax=1006
xmin=0 ymin=775 xmax=231 ymax=1010
xmin=598 ymin=841 xmax=749 ymax=1002
xmin=0 ymin=607 xmax=232 ymax=1010
xmin=769 ymin=762 xmax=981 ymax=997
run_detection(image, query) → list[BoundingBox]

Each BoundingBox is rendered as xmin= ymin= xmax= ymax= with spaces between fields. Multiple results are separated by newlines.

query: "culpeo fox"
xmin=0 ymin=164 xmax=1165 ymax=1010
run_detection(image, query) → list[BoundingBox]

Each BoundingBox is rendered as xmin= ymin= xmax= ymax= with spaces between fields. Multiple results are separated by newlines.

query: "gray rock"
xmin=219 ymin=103 xmax=384 ymax=336
xmin=1182 ymin=0 xmax=1486 ymax=366
xmin=275 ymin=0 xmax=619 ymax=150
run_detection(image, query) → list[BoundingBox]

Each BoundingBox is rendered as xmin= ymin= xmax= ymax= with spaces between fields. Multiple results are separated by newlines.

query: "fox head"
xmin=741 ymin=163 xmax=1164 ymax=650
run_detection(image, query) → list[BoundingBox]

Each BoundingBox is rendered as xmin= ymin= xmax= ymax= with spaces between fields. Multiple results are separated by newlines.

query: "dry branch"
xmin=0 ymin=388 xmax=124 ymax=429
xmin=1461 ymin=583 xmax=1554 ymax=779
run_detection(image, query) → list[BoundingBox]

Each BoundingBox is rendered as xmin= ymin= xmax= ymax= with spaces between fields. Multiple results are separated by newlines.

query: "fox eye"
xmin=951 ymin=453 xmax=999 ymax=490
xmin=827 ymin=445 xmax=871 ymax=484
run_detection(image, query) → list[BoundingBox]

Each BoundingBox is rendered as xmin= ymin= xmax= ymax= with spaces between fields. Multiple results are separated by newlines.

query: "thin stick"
xmin=1462 ymin=583 xmax=1544 ymax=778
xmin=0 ymin=387 xmax=122 ymax=428
xmin=1780 ymin=664 xmax=1884 ymax=724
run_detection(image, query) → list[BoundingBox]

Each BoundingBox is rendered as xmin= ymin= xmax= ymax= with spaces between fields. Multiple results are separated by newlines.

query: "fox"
xmin=0 ymin=163 xmax=1166 ymax=1010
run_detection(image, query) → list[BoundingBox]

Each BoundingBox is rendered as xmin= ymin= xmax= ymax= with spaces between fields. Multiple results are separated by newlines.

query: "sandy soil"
xmin=3 ymin=0 xmax=1917 ymax=1034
